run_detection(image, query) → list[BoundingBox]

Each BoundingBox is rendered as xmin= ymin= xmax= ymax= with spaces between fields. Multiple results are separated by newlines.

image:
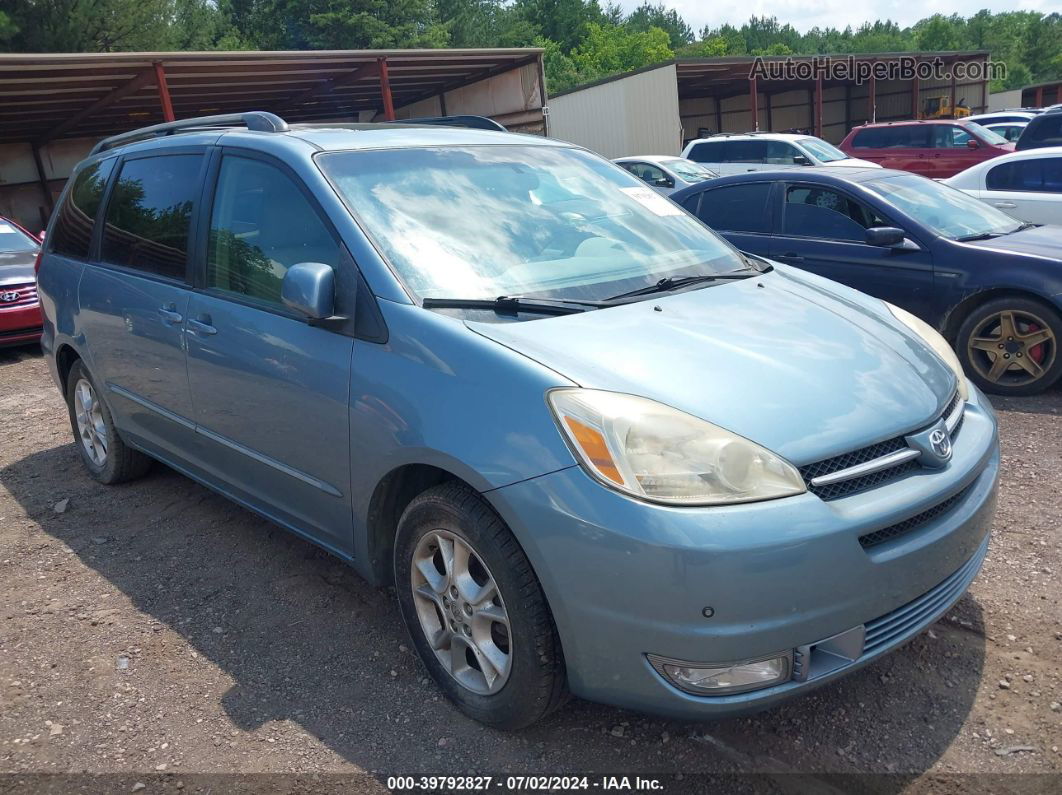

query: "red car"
xmin=838 ymin=120 xmax=1014 ymax=178
xmin=0 ymin=216 xmax=43 ymax=347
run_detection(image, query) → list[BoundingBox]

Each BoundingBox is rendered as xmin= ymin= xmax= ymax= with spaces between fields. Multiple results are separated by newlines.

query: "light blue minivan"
xmin=37 ymin=113 xmax=1000 ymax=729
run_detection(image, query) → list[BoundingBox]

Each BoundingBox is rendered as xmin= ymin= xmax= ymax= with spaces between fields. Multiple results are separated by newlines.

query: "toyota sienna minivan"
xmin=37 ymin=112 xmax=1000 ymax=729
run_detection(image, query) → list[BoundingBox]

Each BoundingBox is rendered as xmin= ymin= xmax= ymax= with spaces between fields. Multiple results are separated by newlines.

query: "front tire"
xmin=394 ymin=482 xmax=567 ymax=729
xmin=65 ymin=360 xmax=152 ymax=484
xmin=956 ymin=297 xmax=1062 ymax=396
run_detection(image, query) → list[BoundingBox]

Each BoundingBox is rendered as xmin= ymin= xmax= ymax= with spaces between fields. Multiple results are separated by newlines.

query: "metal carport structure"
xmin=0 ymin=48 xmax=547 ymax=231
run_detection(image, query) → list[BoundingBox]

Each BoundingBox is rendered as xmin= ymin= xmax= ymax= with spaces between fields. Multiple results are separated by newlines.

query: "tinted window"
xmin=101 ymin=155 xmax=202 ymax=279
xmin=687 ymin=142 xmax=723 ymax=162
xmin=986 ymin=158 xmax=1062 ymax=192
xmin=852 ymin=126 xmax=931 ymax=149
xmin=207 ymin=156 xmax=339 ymax=305
xmin=765 ymin=141 xmax=801 ymax=164
xmin=722 ymin=140 xmax=769 ymax=163
xmin=783 ymin=186 xmax=888 ymax=241
xmin=696 ymin=183 xmax=772 ymax=233
xmin=1021 ymin=114 xmax=1062 ymax=148
xmin=50 ymin=158 xmax=115 ymax=259
xmin=621 ymin=162 xmax=668 ymax=186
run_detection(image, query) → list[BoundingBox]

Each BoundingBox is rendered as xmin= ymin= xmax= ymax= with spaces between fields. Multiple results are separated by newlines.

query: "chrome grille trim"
xmin=809 ymin=448 xmax=921 ymax=488
xmin=800 ymin=389 xmax=965 ymax=500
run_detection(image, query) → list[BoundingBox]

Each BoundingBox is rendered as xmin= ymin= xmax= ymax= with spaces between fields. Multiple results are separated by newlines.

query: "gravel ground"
xmin=0 ymin=344 xmax=1059 ymax=793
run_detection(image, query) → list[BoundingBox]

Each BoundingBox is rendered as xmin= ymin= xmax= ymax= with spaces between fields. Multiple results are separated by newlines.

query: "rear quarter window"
xmin=49 ymin=158 xmax=115 ymax=259
xmin=687 ymin=142 xmax=722 ymax=162
xmin=695 ymin=183 xmax=772 ymax=233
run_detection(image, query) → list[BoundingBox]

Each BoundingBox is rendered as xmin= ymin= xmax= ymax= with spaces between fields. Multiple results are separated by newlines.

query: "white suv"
xmin=681 ymin=133 xmax=880 ymax=176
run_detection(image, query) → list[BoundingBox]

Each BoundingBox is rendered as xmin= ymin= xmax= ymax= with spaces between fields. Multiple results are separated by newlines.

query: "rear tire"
xmin=65 ymin=360 xmax=152 ymax=484
xmin=956 ymin=297 xmax=1062 ymax=396
xmin=394 ymin=482 xmax=567 ymax=729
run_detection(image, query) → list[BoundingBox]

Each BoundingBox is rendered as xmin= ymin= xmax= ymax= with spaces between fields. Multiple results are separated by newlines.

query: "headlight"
xmin=547 ymin=389 xmax=806 ymax=505
xmin=886 ymin=303 xmax=969 ymax=401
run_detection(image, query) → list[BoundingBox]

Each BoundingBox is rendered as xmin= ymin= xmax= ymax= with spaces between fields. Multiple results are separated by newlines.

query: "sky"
xmin=625 ymin=0 xmax=1061 ymax=35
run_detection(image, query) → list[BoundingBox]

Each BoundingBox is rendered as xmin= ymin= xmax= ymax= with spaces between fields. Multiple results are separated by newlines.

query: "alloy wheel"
xmin=73 ymin=378 xmax=108 ymax=466
xmin=410 ymin=529 xmax=512 ymax=695
xmin=966 ymin=309 xmax=1056 ymax=389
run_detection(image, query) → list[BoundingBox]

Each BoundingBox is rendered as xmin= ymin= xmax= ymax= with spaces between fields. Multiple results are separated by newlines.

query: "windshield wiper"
xmin=956 ymin=232 xmax=1002 ymax=242
xmin=604 ymin=270 xmax=756 ymax=302
xmin=422 ymin=295 xmax=606 ymax=316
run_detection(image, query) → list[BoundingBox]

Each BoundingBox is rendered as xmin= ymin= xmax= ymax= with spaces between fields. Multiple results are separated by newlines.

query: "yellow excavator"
xmin=920 ymin=95 xmax=971 ymax=119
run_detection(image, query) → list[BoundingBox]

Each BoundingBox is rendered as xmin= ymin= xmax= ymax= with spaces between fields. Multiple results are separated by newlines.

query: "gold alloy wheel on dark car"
xmin=966 ymin=308 xmax=1057 ymax=389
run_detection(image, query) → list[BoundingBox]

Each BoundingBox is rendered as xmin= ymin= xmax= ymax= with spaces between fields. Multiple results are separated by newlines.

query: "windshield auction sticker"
xmin=619 ymin=186 xmax=683 ymax=217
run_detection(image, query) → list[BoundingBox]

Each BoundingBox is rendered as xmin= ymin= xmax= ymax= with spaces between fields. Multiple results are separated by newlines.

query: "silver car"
xmin=613 ymin=155 xmax=718 ymax=195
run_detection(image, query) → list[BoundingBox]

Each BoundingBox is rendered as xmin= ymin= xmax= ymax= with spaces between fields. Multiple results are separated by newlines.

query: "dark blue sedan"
xmin=672 ymin=168 xmax=1062 ymax=396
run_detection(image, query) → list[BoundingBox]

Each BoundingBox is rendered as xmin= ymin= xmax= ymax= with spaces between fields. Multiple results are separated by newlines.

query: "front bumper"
xmin=488 ymin=385 xmax=999 ymax=719
xmin=0 ymin=303 xmax=43 ymax=347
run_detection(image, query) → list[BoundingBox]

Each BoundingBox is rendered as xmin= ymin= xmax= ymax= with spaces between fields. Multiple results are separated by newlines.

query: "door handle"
xmin=158 ymin=305 xmax=183 ymax=325
xmin=778 ymin=252 xmax=804 ymax=262
xmin=992 ymin=201 xmax=1017 ymax=209
xmin=187 ymin=316 xmax=217 ymax=336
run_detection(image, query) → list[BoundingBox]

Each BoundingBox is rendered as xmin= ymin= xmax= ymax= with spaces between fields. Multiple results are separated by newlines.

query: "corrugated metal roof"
xmin=0 ymin=48 xmax=543 ymax=144
xmin=550 ymin=52 xmax=991 ymax=100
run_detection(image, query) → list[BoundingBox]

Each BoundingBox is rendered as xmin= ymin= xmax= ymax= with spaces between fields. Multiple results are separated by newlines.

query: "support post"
xmin=1035 ymin=86 xmax=1044 ymax=108
xmin=869 ymin=70 xmax=876 ymax=123
xmin=765 ymin=92 xmax=773 ymax=132
xmin=815 ymin=73 xmax=823 ymax=138
xmin=749 ymin=76 xmax=759 ymax=132
xmin=154 ymin=62 xmax=175 ymax=122
xmin=378 ymin=57 xmax=395 ymax=121
xmin=949 ymin=73 xmax=957 ymax=118
xmin=30 ymin=142 xmax=53 ymax=215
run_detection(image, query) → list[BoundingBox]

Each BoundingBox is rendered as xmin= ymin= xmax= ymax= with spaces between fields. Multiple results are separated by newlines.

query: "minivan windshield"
xmin=865 ymin=173 xmax=1024 ymax=240
xmin=318 ymin=145 xmax=748 ymax=302
xmin=798 ymin=138 xmax=848 ymax=162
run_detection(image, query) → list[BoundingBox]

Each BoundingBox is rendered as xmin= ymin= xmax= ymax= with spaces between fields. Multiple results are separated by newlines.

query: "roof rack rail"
xmin=90 ymin=111 xmax=289 ymax=155
xmin=392 ymin=114 xmax=507 ymax=132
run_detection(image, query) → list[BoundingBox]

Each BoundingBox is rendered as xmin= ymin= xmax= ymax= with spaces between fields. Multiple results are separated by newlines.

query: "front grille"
xmin=862 ymin=533 xmax=988 ymax=654
xmin=0 ymin=283 xmax=38 ymax=309
xmin=800 ymin=390 xmax=963 ymax=501
xmin=858 ymin=482 xmax=974 ymax=549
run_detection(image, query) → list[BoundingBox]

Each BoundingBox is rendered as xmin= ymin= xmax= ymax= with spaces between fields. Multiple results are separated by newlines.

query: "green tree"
xmin=625 ymin=2 xmax=691 ymax=49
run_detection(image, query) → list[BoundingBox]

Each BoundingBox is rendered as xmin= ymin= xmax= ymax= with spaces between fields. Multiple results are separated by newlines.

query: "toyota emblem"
xmin=928 ymin=428 xmax=952 ymax=460
xmin=0 ymin=290 xmax=20 ymax=303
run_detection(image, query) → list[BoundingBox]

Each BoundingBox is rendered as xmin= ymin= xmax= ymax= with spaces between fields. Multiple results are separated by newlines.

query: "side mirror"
xmin=793 ymin=154 xmax=813 ymax=166
xmin=654 ymin=177 xmax=675 ymax=188
xmin=865 ymin=226 xmax=906 ymax=247
xmin=37 ymin=230 xmax=46 ymax=242
xmin=966 ymin=138 xmax=979 ymax=149
xmin=282 ymin=261 xmax=335 ymax=320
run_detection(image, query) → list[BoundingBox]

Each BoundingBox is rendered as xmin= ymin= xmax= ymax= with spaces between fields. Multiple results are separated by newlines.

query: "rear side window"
xmin=695 ymin=183 xmax=772 ymax=233
xmin=987 ymin=158 xmax=1062 ymax=192
xmin=723 ymin=140 xmax=769 ymax=163
xmin=1022 ymin=115 xmax=1062 ymax=147
xmin=852 ymin=126 xmax=930 ymax=149
xmin=49 ymin=158 xmax=115 ymax=259
xmin=687 ymin=142 xmax=722 ymax=162
xmin=207 ymin=156 xmax=339 ymax=306
xmin=101 ymin=154 xmax=203 ymax=280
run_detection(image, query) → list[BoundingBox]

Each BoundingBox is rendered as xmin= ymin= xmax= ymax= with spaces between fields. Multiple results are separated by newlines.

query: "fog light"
xmin=648 ymin=652 xmax=791 ymax=696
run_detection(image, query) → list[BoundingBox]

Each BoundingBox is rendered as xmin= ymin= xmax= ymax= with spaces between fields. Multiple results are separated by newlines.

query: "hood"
xmin=0 ymin=249 xmax=37 ymax=286
xmin=830 ymin=157 xmax=882 ymax=168
xmin=468 ymin=267 xmax=955 ymax=465
xmin=960 ymin=224 xmax=1062 ymax=261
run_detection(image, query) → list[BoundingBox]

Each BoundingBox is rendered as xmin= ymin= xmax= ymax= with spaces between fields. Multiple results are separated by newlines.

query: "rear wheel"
xmin=957 ymin=297 xmax=1062 ymax=396
xmin=65 ymin=360 xmax=152 ymax=484
xmin=394 ymin=482 xmax=567 ymax=729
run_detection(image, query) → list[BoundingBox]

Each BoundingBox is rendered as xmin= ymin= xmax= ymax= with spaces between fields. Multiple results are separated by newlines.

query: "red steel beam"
xmin=815 ymin=73 xmax=823 ymax=137
xmin=378 ymin=57 xmax=395 ymax=121
xmin=154 ymin=62 xmax=175 ymax=122
xmin=868 ymin=70 xmax=876 ymax=123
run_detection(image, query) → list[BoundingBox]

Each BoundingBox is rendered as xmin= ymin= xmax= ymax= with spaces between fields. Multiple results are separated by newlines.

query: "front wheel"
xmin=956 ymin=297 xmax=1062 ymax=396
xmin=394 ymin=482 xmax=567 ymax=729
